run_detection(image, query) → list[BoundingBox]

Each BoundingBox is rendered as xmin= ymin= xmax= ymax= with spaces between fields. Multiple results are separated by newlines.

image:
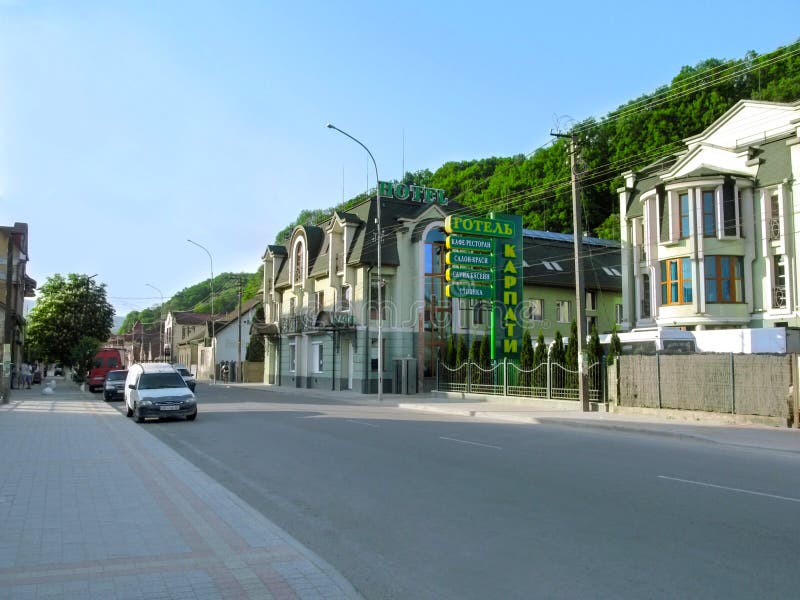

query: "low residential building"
xmin=259 ymin=193 xmax=621 ymax=394
xmin=164 ymin=310 xmax=210 ymax=363
xmin=618 ymin=99 xmax=800 ymax=332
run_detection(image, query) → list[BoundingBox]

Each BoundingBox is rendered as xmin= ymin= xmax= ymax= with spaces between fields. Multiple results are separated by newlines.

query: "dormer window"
xmin=292 ymin=238 xmax=306 ymax=287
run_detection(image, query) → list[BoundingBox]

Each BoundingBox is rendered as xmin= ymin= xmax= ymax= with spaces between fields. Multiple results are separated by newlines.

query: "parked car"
xmin=53 ymin=364 xmax=64 ymax=376
xmin=173 ymin=364 xmax=196 ymax=392
xmin=88 ymin=348 xmax=124 ymax=392
xmin=124 ymin=363 xmax=197 ymax=423
xmin=103 ymin=369 xmax=128 ymax=401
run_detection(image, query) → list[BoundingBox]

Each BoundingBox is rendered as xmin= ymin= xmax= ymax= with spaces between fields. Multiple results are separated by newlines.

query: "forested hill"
xmin=118 ymin=270 xmax=262 ymax=334
xmin=276 ymin=40 xmax=800 ymax=243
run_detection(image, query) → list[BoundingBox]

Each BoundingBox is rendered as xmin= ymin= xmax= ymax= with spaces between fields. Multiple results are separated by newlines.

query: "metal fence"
xmin=438 ymin=359 xmax=604 ymax=402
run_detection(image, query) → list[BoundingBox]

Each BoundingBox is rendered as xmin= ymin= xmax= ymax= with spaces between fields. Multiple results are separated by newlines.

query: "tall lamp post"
xmin=145 ymin=283 xmax=164 ymax=362
xmin=187 ymin=239 xmax=215 ymax=384
xmin=326 ymin=123 xmax=383 ymax=401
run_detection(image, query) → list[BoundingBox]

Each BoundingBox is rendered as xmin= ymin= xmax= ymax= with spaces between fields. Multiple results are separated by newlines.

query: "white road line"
xmin=439 ymin=436 xmax=502 ymax=450
xmin=658 ymin=475 xmax=800 ymax=504
xmin=346 ymin=419 xmax=380 ymax=428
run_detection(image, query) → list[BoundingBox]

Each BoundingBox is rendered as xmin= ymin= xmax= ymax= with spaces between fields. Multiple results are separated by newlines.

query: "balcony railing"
xmin=280 ymin=310 xmax=356 ymax=334
xmin=772 ymin=286 xmax=787 ymax=309
xmin=769 ymin=217 xmax=781 ymax=241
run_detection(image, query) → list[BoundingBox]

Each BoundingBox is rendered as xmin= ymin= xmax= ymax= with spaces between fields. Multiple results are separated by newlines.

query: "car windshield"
xmin=107 ymin=371 xmax=127 ymax=381
xmin=138 ymin=372 xmax=186 ymax=389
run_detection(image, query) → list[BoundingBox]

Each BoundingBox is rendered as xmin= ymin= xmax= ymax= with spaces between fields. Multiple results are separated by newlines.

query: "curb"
xmin=398 ymin=403 xmax=800 ymax=455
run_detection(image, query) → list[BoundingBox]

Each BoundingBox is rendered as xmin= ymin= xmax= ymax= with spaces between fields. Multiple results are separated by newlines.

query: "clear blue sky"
xmin=1 ymin=0 xmax=797 ymax=318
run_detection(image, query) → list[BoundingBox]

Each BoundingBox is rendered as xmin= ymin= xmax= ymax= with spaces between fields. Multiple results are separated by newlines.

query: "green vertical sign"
xmin=491 ymin=213 xmax=523 ymax=361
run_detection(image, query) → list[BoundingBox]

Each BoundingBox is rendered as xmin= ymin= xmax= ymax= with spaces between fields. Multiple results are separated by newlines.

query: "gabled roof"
xmin=170 ymin=311 xmax=212 ymax=325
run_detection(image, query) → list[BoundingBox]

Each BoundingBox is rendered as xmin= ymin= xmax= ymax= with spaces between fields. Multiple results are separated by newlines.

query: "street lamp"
xmin=187 ymin=239 xmax=216 ymax=384
xmin=145 ymin=283 xmax=164 ymax=362
xmin=326 ymin=123 xmax=383 ymax=401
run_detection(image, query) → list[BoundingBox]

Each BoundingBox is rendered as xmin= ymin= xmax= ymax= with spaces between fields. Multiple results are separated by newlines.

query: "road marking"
xmin=658 ymin=475 xmax=800 ymax=504
xmin=346 ymin=419 xmax=380 ymax=428
xmin=439 ymin=436 xmax=502 ymax=450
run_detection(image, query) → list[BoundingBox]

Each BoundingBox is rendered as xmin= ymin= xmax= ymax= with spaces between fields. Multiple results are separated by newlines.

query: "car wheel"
xmin=186 ymin=410 xmax=197 ymax=421
xmin=135 ymin=404 xmax=145 ymax=424
xmin=125 ymin=402 xmax=133 ymax=417
xmin=104 ymin=393 xmax=111 ymax=401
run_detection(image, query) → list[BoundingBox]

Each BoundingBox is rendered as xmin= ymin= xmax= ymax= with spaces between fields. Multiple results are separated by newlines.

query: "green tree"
xmin=533 ymin=329 xmax=548 ymax=389
xmin=445 ymin=336 xmax=455 ymax=367
xmin=27 ymin=274 xmax=114 ymax=365
xmin=607 ymin=325 xmax=622 ymax=365
xmin=455 ymin=335 xmax=468 ymax=366
xmin=520 ymin=329 xmax=534 ymax=386
xmin=587 ymin=323 xmax=602 ymax=366
xmin=565 ymin=320 xmax=579 ymax=370
xmin=245 ymin=306 xmax=266 ymax=362
xmin=70 ymin=336 xmax=101 ymax=384
xmin=480 ymin=334 xmax=491 ymax=367
xmin=549 ymin=330 xmax=566 ymax=365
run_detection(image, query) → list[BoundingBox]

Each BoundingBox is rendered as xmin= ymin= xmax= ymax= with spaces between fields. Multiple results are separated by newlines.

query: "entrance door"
xmin=341 ymin=338 xmax=353 ymax=390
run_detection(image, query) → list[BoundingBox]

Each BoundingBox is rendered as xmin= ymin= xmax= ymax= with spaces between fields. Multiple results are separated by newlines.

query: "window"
xmin=556 ymin=300 xmax=571 ymax=323
xmin=586 ymin=291 xmax=596 ymax=311
xmin=311 ymin=342 xmax=323 ymax=373
xmin=341 ymin=286 xmax=351 ymax=312
xmin=704 ymin=256 xmax=743 ymax=303
xmin=523 ymin=299 xmax=543 ymax=323
xmin=722 ymin=178 xmax=738 ymax=237
xmin=641 ymin=274 xmax=651 ymax=318
xmin=293 ymin=239 xmax=305 ymax=286
xmin=473 ymin=301 xmax=488 ymax=326
xmin=660 ymin=257 xmax=693 ymax=305
xmin=702 ymin=190 xmax=716 ymax=237
xmin=615 ymin=303 xmax=623 ymax=324
xmin=769 ymin=192 xmax=781 ymax=240
xmin=315 ymin=291 xmax=324 ymax=313
xmin=679 ymin=193 xmax=690 ymax=239
xmin=289 ymin=343 xmax=296 ymax=372
xmin=289 ymin=297 xmax=296 ymax=317
xmin=370 ymin=280 xmax=385 ymax=321
xmin=773 ymin=255 xmax=786 ymax=309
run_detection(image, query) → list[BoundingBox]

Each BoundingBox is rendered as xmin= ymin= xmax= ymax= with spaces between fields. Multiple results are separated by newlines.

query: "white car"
xmin=124 ymin=363 xmax=197 ymax=423
xmin=173 ymin=364 xmax=196 ymax=392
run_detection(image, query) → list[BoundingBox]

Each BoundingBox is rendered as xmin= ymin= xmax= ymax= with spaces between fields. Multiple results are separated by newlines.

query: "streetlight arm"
xmin=326 ymin=124 xmax=378 ymax=184
xmin=187 ymin=239 xmax=216 ymax=383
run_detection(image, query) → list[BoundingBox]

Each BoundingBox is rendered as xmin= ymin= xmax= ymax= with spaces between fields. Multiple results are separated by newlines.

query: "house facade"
xmin=618 ymin=100 xmax=800 ymax=332
xmin=0 ymin=222 xmax=35 ymax=399
xmin=260 ymin=193 xmax=622 ymax=394
xmin=164 ymin=310 xmax=210 ymax=362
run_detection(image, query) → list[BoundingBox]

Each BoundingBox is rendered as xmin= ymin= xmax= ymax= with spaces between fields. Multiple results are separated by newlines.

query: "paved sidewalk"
xmin=223 ymin=381 xmax=800 ymax=455
xmin=0 ymin=380 xmax=362 ymax=600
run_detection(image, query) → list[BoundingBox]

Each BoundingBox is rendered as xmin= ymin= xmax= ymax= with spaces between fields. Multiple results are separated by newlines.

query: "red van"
xmin=88 ymin=348 xmax=125 ymax=392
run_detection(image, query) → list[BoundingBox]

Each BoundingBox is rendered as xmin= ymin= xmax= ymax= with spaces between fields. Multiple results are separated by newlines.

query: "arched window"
xmin=293 ymin=238 xmax=305 ymax=287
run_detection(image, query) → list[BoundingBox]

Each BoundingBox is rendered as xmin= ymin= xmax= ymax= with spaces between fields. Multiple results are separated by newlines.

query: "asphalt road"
xmin=115 ymin=384 xmax=800 ymax=599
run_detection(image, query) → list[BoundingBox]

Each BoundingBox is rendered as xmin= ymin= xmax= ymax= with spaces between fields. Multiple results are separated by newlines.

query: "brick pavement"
xmin=0 ymin=380 xmax=362 ymax=600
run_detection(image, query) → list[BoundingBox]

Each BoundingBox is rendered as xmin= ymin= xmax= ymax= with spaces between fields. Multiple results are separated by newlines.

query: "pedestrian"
xmin=10 ymin=363 xmax=17 ymax=389
xmin=21 ymin=363 xmax=32 ymax=389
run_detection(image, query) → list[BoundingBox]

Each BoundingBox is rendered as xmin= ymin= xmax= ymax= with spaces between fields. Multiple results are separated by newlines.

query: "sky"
xmin=1 ymin=0 xmax=798 ymax=319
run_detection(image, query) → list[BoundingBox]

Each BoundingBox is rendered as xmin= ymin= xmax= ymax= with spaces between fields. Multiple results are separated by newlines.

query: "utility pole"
xmin=551 ymin=131 xmax=589 ymax=412
xmin=237 ymin=277 xmax=243 ymax=383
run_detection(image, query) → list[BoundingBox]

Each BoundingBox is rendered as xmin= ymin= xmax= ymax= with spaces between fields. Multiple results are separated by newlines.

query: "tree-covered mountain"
xmin=277 ymin=40 xmax=800 ymax=242
xmin=118 ymin=268 xmax=262 ymax=334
